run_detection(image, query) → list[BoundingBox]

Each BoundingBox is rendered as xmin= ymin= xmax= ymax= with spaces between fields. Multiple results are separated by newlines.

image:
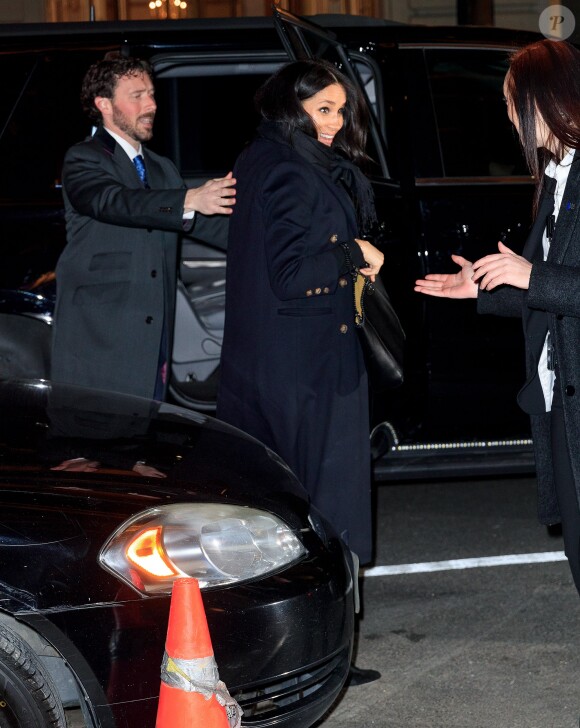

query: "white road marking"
xmin=363 ymin=551 xmax=567 ymax=577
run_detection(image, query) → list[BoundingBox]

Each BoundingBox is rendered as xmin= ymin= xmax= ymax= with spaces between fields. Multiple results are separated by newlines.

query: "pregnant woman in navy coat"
xmin=217 ymin=60 xmax=384 ymax=566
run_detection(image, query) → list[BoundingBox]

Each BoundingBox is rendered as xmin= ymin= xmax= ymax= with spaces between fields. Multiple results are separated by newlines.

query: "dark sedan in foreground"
xmin=0 ymin=379 xmax=355 ymax=728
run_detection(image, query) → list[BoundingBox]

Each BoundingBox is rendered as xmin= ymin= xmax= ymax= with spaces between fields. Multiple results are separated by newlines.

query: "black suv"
xmin=0 ymin=10 xmax=543 ymax=479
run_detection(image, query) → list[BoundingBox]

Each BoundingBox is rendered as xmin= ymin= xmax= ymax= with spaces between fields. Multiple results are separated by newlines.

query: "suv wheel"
xmin=0 ymin=625 xmax=66 ymax=728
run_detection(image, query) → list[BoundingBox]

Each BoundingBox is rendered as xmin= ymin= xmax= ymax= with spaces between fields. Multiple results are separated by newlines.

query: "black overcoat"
xmin=216 ymin=132 xmax=373 ymax=564
xmin=478 ymin=151 xmax=580 ymax=524
xmin=52 ymin=126 xmax=191 ymax=399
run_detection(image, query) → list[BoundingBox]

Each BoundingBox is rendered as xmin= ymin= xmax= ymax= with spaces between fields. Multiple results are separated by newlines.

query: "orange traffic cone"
xmin=155 ymin=577 xmax=242 ymax=728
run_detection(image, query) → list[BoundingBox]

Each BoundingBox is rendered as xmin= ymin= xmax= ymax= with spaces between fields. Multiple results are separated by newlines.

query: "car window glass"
xmin=425 ymin=49 xmax=529 ymax=178
xmin=0 ymin=52 xmax=95 ymax=198
xmin=151 ymin=62 xmax=282 ymax=176
xmin=350 ymin=56 xmax=386 ymax=179
xmin=0 ymin=56 xmax=38 ymax=140
xmin=351 ymin=59 xmax=378 ymax=116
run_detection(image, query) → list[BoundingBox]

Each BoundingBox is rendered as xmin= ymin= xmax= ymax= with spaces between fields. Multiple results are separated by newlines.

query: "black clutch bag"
xmin=353 ymin=272 xmax=405 ymax=391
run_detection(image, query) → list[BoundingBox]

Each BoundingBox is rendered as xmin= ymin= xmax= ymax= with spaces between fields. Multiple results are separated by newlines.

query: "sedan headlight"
xmin=99 ymin=503 xmax=307 ymax=595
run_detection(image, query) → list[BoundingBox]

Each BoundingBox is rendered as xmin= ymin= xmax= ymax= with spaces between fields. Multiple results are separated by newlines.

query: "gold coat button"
xmin=339 ymin=278 xmax=348 ymax=288
xmin=315 ymin=287 xmax=322 ymax=295
xmin=323 ymin=287 xmax=330 ymax=294
xmin=306 ymin=289 xmax=313 ymax=296
xmin=329 ymin=234 xmax=338 ymax=243
xmin=339 ymin=324 xmax=348 ymax=334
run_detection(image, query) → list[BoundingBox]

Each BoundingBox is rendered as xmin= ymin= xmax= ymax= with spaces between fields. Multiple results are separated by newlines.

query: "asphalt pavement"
xmin=315 ymin=476 xmax=580 ymax=728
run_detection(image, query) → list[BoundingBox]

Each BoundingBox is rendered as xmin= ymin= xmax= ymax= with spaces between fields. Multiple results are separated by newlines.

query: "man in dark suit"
xmin=52 ymin=55 xmax=235 ymax=400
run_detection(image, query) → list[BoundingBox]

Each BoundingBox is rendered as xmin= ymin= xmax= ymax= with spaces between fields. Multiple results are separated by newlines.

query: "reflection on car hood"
xmin=0 ymin=379 xmax=309 ymax=526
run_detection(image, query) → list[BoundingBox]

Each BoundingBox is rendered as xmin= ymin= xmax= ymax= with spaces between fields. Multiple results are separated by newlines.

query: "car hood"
xmin=0 ymin=379 xmax=310 ymax=526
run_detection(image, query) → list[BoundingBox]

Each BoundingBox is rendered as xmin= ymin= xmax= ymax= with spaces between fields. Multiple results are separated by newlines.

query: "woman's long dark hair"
xmin=254 ymin=59 xmax=370 ymax=166
xmin=506 ymin=39 xmax=580 ymax=212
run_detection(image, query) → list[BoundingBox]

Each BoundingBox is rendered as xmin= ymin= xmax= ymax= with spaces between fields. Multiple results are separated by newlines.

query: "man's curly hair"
xmin=80 ymin=53 xmax=153 ymax=124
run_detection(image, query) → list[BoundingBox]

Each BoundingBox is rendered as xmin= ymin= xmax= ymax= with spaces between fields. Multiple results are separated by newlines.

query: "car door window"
xmin=150 ymin=58 xmax=285 ymax=176
xmin=424 ymin=48 xmax=529 ymax=178
xmin=0 ymin=52 xmax=98 ymax=198
xmin=0 ymin=56 xmax=38 ymax=142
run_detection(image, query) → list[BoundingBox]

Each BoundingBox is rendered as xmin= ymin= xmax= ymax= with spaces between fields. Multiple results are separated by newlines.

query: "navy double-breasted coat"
xmin=216 ymin=132 xmax=373 ymax=564
xmin=53 ymin=126 xmax=191 ymax=399
xmin=478 ymin=151 xmax=580 ymax=525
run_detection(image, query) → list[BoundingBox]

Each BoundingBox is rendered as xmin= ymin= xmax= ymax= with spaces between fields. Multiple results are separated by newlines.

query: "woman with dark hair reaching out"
xmin=415 ymin=39 xmax=580 ymax=595
xmin=217 ymin=60 xmax=383 ymax=575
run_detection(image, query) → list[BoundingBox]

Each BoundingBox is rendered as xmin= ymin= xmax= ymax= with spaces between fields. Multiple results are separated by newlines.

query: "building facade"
xmin=0 ymin=0 xmax=565 ymax=30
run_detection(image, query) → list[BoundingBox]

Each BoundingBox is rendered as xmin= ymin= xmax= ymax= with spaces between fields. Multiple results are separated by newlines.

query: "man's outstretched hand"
xmin=184 ymin=171 xmax=236 ymax=215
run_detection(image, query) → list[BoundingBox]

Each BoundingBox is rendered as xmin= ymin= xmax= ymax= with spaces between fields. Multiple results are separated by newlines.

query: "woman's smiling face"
xmin=301 ymin=83 xmax=347 ymax=146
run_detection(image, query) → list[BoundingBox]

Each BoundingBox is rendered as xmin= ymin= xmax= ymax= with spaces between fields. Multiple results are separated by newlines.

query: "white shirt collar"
xmin=545 ymin=147 xmax=575 ymax=182
xmin=545 ymin=148 xmax=575 ymax=219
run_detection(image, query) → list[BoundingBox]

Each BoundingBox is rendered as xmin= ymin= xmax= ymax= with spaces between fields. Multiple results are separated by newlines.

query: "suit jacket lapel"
xmin=517 ymin=174 xmax=555 ymax=414
xmin=93 ymin=125 xmax=115 ymax=155
xmin=115 ymin=145 xmax=143 ymax=186
xmin=143 ymin=150 xmax=166 ymax=189
xmin=522 ymin=175 xmax=556 ymax=262
xmin=316 ymin=171 xmax=359 ymax=232
xmin=547 ymin=150 xmax=580 ymax=264
xmin=93 ymin=125 xmax=146 ymax=187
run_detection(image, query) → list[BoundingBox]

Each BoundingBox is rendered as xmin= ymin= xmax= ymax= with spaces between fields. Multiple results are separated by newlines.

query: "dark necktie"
xmin=133 ymin=154 xmax=150 ymax=188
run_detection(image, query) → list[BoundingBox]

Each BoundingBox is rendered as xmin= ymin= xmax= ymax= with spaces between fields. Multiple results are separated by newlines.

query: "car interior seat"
xmin=0 ymin=313 xmax=52 ymax=380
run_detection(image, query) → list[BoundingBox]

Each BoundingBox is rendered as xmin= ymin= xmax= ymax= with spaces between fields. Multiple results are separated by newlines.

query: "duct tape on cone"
xmin=160 ymin=652 xmax=243 ymax=727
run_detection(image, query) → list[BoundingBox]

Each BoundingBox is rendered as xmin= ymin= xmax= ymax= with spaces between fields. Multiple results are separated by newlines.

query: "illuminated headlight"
xmin=99 ymin=503 xmax=307 ymax=594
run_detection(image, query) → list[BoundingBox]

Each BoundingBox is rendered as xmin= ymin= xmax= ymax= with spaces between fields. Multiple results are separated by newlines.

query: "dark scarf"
xmin=257 ymin=120 xmax=378 ymax=236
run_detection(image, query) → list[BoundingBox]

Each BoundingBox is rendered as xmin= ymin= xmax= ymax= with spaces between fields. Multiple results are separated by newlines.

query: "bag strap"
xmin=340 ymin=242 xmax=373 ymax=328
